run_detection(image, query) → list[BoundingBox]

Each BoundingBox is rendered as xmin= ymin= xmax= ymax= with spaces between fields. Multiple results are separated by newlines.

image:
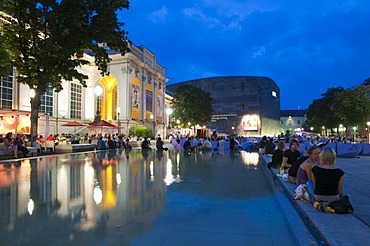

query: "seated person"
xmin=230 ymin=136 xmax=240 ymax=151
xmin=183 ymin=138 xmax=194 ymax=152
xmin=269 ymin=141 xmax=285 ymax=168
xmin=107 ymin=136 xmax=116 ymax=149
xmin=288 ymin=156 xmax=309 ymax=184
xmin=97 ymin=136 xmax=107 ymax=150
xmin=312 ymin=147 xmax=345 ymax=202
xmin=200 ymin=137 xmax=212 ymax=151
xmin=14 ymin=133 xmax=30 ymax=157
xmin=3 ymin=132 xmax=18 ymax=158
xmin=46 ymin=134 xmax=54 ymax=141
xmin=258 ymin=136 xmax=267 ymax=150
xmin=37 ymin=134 xmax=45 ymax=143
xmin=296 ymin=146 xmax=320 ymax=184
xmin=156 ymin=137 xmax=168 ymax=150
xmin=141 ymin=137 xmax=151 ymax=150
xmin=282 ymin=140 xmax=301 ymax=170
xmin=264 ymin=138 xmax=276 ymax=155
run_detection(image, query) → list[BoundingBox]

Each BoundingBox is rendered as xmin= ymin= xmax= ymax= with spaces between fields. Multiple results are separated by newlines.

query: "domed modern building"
xmin=167 ymin=76 xmax=280 ymax=137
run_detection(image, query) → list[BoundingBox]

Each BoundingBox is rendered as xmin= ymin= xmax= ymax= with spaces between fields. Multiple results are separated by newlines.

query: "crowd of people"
xmin=264 ymin=134 xmax=346 ymax=206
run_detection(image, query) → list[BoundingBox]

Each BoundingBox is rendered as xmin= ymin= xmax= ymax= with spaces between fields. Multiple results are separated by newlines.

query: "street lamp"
xmin=310 ymin=127 xmax=314 ymax=131
xmin=353 ymin=126 xmax=357 ymax=143
xmin=367 ymin=122 xmax=370 ymax=143
xmin=29 ymin=88 xmax=36 ymax=146
xmin=150 ymin=113 xmax=155 ymax=137
xmin=95 ymin=85 xmax=103 ymax=121
xmin=166 ymin=108 xmax=173 ymax=129
xmin=117 ymin=106 xmax=121 ymax=134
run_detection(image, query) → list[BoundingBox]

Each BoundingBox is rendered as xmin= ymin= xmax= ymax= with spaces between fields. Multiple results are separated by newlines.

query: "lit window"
xmin=71 ymin=83 xmax=82 ymax=119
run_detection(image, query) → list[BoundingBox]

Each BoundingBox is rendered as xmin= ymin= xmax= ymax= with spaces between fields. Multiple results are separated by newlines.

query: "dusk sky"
xmin=119 ymin=0 xmax=370 ymax=109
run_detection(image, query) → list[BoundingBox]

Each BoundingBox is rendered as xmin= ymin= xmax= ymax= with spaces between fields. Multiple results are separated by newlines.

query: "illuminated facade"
xmin=0 ymin=43 xmax=169 ymax=137
xmin=167 ymin=76 xmax=280 ymax=136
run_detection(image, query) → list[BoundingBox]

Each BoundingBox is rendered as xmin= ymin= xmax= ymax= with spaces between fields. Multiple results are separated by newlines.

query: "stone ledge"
xmin=261 ymin=155 xmax=370 ymax=246
xmin=55 ymin=144 xmax=96 ymax=154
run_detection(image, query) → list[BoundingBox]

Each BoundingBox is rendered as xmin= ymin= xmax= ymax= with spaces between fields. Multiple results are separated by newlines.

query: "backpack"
xmin=328 ymin=195 xmax=354 ymax=214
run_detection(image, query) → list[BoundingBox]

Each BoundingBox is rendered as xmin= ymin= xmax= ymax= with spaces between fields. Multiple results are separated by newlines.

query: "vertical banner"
xmin=156 ymin=89 xmax=162 ymax=123
xmin=145 ymin=84 xmax=153 ymax=121
xmin=131 ymin=78 xmax=141 ymax=120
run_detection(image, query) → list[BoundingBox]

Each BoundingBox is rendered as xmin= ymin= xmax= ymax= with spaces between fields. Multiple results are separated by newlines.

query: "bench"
xmin=55 ymin=143 xmax=96 ymax=154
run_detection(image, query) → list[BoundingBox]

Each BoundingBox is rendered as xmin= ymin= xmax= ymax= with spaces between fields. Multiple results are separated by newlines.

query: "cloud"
xmin=148 ymin=6 xmax=168 ymax=23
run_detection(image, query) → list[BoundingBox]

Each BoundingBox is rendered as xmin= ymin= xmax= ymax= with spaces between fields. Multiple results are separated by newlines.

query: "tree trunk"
xmin=30 ymin=93 xmax=41 ymax=147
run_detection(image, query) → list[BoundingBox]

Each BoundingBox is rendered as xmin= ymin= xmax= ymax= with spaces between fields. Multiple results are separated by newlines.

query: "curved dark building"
xmin=167 ymin=76 xmax=280 ymax=136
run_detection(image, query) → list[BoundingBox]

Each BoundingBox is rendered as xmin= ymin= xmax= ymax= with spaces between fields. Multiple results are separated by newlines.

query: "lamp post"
xmin=117 ymin=106 xmax=121 ymax=134
xmin=94 ymin=85 xmax=103 ymax=121
xmin=353 ymin=126 xmax=357 ymax=143
xmin=150 ymin=113 xmax=155 ymax=137
xmin=166 ymin=108 xmax=173 ymax=129
xmin=367 ymin=122 xmax=370 ymax=143
xmin=29 ymin=89 xmax=36 ymax=146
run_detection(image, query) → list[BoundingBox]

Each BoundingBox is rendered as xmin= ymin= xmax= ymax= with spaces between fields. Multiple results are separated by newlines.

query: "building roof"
xmin=280 ymin=109 xmax=307 ymax=117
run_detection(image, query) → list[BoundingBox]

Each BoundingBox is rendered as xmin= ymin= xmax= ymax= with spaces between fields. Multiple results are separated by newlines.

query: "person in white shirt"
xmin=201 ymin=137 xmax=212 ymax=151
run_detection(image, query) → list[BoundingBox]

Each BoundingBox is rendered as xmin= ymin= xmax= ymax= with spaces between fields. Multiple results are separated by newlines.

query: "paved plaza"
xmin=263 ymin=155 xmax=370 ymax=246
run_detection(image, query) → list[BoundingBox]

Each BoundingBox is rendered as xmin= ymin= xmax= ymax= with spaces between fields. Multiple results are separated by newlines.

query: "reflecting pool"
xmin=0 ymin=150 xmax=301 ymax=246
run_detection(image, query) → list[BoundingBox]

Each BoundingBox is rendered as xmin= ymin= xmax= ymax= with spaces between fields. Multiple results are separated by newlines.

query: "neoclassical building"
xmin=167 ymin=76 xmax=281 ymax=137
xmin=0 ymin=43 xmax=170 ymax=137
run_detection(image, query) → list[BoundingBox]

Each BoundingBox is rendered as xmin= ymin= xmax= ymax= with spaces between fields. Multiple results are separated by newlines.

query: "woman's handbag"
xmin=328 ymin=195 xmax=354 ymax=214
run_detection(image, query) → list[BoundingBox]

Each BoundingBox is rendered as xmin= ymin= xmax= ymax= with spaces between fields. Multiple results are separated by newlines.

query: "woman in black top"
xmin=270 ymin=141 xmax=285 ymax=168
xmin=312 ymin=147 xmax=345 ymax=202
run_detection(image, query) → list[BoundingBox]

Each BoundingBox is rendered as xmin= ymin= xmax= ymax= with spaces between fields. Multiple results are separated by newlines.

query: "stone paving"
xmin=262 ymin=155 xmax=370 ymax=246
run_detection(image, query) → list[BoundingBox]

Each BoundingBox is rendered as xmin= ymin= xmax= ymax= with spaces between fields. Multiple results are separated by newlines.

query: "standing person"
xmin=312 ymin=147 xmax=345 ymax=202
xmin=97 ymin=136 xmax=107 ymax=150
xmin=4 ymin=132 xmax=18 ymax=158
xmin=285 ymin=130 xmax=291 ymax=143
xmin=282 ymin=139 xmax=301 ymax=170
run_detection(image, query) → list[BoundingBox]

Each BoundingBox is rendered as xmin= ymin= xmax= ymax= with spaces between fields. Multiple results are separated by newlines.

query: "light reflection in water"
xmin=241 ymin=152 xmax=260 ymax=166
xmin=164 ymin=159 xmax=174 ymax=185
xmin=0 ymin=149 xmax=268 ymax=245
xmin=27 ymin=199 xmax=34 ymax=215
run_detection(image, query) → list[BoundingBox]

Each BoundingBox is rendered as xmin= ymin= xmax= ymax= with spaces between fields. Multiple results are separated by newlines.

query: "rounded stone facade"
xmin=167 ymin=76 xmax=280 ymax=137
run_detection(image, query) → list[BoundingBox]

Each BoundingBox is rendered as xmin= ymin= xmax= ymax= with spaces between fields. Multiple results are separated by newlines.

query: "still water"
xmin=0 ymin=150 xmax=299 ymax=246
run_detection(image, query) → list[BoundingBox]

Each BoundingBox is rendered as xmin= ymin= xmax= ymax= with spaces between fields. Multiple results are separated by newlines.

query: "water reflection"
xmin=0 ymin=149 xmax=266 ymax=245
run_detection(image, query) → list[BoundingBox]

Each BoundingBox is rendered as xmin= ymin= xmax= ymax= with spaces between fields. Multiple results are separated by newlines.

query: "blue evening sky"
xmin=118 ymin=0 xmax=370 ymax=110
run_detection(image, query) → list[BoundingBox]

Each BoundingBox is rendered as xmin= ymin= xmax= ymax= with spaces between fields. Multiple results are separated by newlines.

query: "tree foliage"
xmin=171 ymin=84 xmax=213 ymax=127
xmin=129 ymin=125 xmax=153 ymax=138
xmin=306 ymin=85 xmax=370 ymax=135
xmin=0 ymin=0 xmax=130 ymax=142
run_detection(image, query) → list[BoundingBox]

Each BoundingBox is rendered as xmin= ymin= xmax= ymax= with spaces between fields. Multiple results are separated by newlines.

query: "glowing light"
xmin=241 ymin=152 xmax=259 ymax=166
xmin=166 ymin=108 xmax=173 ymax=115
xmin=93 ymin=186 xmax=103 ymax=205
xmin=95 ymin=85 xmax=103 ymax=97
xmin=116 ymin=173 xmax=121 ymax=185
xmin=164 ymin=159 xmax=174 ymax=185
xmin=150 ymin=161 xmax=154 ymax=181
xmin=28 ymin=199 xmax=34 ymax=215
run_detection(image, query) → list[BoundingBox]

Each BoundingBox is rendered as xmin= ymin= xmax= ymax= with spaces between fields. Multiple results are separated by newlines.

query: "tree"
xmin=0 ymin=0 xmax=130 ymax=144
xmin=306 ymin=85 xmax=370 ymax=136
xmin=306 ymin=87 xmax=344 ymax=134
xmin=333 ymin=85 xmax=370 ymax=127
xmin=171 ymin=84 xmax=213 ymax=128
